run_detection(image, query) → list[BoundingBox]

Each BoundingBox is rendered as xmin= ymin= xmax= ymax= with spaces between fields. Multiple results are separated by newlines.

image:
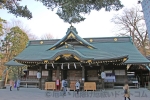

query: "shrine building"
xmin=7 ymin=26 xmax=150 ymax=90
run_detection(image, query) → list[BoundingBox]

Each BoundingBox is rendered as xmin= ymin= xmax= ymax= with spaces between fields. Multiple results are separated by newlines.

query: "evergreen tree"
xmin=0 ymin=0 xmax=123 ymax=23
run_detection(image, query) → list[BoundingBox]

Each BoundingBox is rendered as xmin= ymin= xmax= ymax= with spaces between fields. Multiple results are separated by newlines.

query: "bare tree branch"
xmin=3 ymin=19 xmax=38 ymax=40
xmin=111 ymin=6 xmax=149 ymax=56
xmin=41 ymin=33 xmax=54 ymax=40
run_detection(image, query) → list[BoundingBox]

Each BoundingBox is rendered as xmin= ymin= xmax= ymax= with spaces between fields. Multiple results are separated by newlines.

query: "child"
xmin=75 ymin=80 xmax=80 ymax=94
xmin=56 ymin=79 xmax=60 ymax=90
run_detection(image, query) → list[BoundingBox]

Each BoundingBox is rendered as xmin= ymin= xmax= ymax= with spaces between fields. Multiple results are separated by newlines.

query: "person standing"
xmin=61 ymin=79 xmax=65 ymax=91
xmin=16 ymin=78 xmax=20 ymax=91
xmin=75 ymin=80 xmax=80 ymax=94
xmin=56 ymin=78 xmax=60 ymax=91
xmin=14 ymin=80 xmax=17 ymax=88
xmin=63 ymin=79 xmax=67 ymax=96
xmin=67 ymin=79 xmax=70 ymax=95
xmin=9 ymin=80 xmax=13 ymax=91
xmin=123 ymin=83 xmax=131 ymax=100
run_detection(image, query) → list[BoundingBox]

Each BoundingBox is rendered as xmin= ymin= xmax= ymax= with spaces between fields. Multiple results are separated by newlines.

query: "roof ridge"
xmin=48 ymin=26 xmax=96 ymax=50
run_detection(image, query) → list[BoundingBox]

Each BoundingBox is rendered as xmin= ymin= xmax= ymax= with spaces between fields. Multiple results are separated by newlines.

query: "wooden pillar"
xmin=146 ymin=64 xmax=150 ymax=82
xmin=18 ymin=67 xmax=19 ymax=77
xmin=56 ymin=66 xmax=60 ymax=79
xmin=101 ymin=65 xmax=104 ymax=90
xmin=149 ymin=71 xmax=150 ymax=82
xmin=20 ymin=67 xmax=22 ymax=78
xmin=82 ymin=66 xmax=85 ymax=82
xmin=85 ymin=68 xmax=87 ymax=82
xmin=112 ymin=67 xmax=115 ymax=74
xmin=125 ymin=66 xmax=127 ymax=80
xmin=63 ymin=70 xmax=67 ymax=79
xmin=48 ymin=70 xmax=52 ymax=81
xmin=61 ymin=70 xmax=64 ymax=80
xmin=141 ymin=70 xmax=143 ymax=86
xmin=39 ymin=66 xmax=42 ymax=89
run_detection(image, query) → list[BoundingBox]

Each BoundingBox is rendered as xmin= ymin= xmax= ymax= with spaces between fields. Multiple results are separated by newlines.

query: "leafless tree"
xmin=3 ymin=19 xmax=38 ymax=40
xmin=111 ymin=6 xmax=149 ymax=56
xmin=27 ymin=33 xmax=38 ymax=40
xmin=41 ymin=33 xmax=54 ymax=40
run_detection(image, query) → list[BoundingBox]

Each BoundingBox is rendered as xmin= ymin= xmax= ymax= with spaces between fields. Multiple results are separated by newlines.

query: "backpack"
xmin=63 ymin=81 xmax=67 ymax=87
xmin=124 ymin=89 xmax=127 ymax=94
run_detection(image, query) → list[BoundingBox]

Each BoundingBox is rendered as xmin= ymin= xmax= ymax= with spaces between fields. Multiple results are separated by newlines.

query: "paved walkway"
xmin=0 ymin=87 xmax=150 ymax=100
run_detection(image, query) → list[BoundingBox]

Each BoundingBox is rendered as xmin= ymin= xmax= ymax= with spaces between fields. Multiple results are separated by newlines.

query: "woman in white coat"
xmin=75 ymin=80 xmax=80 ymax=94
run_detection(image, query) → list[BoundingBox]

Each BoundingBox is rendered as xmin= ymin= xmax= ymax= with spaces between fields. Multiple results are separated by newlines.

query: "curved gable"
xmin=49 ymin=26 xmax=96 ymax=50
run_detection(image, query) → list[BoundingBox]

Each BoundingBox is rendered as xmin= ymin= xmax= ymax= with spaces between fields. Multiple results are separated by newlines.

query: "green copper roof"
xmin=14 ymin=36 xmax=150 ymax=64
xmin=13 ymin=27 xmax=150 ymax=64
xmin=49 ymin=26 xmax=96 ymax=50
xmin=5 ymin=59 xmax=25 ymax=66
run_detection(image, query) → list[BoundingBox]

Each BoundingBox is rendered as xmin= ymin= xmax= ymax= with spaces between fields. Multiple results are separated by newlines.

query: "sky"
xmin=0 ymin=0 xmax=139 ymax=39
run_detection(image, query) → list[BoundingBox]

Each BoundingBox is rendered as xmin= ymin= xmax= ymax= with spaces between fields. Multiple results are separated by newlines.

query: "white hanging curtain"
xmin=52 ymin=63 xmax=54 ymax=68
xmin=68 ymin=63 xmax=70 ymax=69
xmin=61 ymin=63 xmax=63 ymax=69
xmin=74 ymin=63 xmax=76 ymax=69
xmin=45 ymin=64 xmax=47 ymax=69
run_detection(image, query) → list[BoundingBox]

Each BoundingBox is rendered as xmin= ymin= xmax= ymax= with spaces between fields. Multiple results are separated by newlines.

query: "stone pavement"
xmin=0 ymin=87 xmax=150 ymax=100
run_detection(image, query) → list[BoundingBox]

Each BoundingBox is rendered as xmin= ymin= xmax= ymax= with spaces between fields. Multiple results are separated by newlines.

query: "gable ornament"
xmin=40 ymin=41 xmax=43 ymax=44
xmin=114 ymin=38 xmax=117 ymax=41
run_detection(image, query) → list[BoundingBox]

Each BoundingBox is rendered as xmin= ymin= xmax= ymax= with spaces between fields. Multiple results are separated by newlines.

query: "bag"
xmin=63 ymin=81 xmax=67 ymax=87
xmin=124 ymin=89 xmax=127 ymax=94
